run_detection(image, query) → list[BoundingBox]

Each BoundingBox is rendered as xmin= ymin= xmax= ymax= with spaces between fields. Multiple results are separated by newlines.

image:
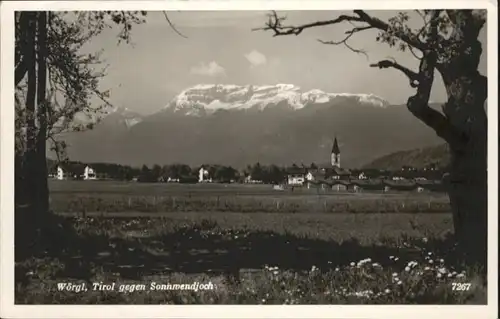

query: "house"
xmin=383 ymin=180 xmax=418 ymax=192
xmin=349 ymin=179 xmax=385 ymax=192
xmin=415 ymin=180 xmax=445 ymax=192
xmin=56 ymin=165 xmax=68 ymax=180
xmin=305 ymin=170 xmax=325 ymax=188
xmin=245 ymin=174 xmax=262 ymax=184
xmin=198 ymin=166 xmax=212 ymax=183
xmin=286 ymin=166 xmax=307 ymax=186
xmin=83 ymin=165 xmax=97 ymax=180
xmin=330 ymin=180 xmax=349 ymax=192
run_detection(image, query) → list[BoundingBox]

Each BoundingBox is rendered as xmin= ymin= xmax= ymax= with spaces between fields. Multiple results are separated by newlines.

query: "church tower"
xmin=331 ymin=137 xmax=340 ymax=168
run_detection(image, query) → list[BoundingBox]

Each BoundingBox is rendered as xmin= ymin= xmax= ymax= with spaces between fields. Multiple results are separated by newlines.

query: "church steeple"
xmin=332 ymin=137 xmax=340 ymax=155
xmin=331 ymin=136 xmax=340 ymax=168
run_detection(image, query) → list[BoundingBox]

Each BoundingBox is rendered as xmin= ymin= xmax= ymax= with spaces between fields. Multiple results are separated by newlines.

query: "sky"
xmin=83 ymin=10 xmax=488 ymax=115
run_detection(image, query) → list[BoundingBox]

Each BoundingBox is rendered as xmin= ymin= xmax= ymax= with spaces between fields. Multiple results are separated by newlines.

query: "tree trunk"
xmin=441 ymin=68 xmax=488 ymax=267
xmin=35 ymin=12 xmax=49 ymax=217
xmin=24 ymin=13 xmax=38 ymax=216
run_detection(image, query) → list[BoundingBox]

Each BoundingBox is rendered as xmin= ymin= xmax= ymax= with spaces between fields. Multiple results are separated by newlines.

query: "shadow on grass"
xmin=15 ymin=214 xmax=473 ymax=284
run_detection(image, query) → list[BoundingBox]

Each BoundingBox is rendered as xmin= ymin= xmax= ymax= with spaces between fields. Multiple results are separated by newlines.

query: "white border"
xmin=1 ymin=1 xmax=498 ymax=318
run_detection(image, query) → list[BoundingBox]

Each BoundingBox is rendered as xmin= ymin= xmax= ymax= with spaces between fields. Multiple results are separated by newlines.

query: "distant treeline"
xmin=47 ymin=159 xmax=445 ymax=183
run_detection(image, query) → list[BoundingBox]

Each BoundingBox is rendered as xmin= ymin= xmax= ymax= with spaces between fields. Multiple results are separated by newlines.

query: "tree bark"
xmin=24 ymin=13 xmax=37 ymax=214
xmin=36 ymin=12 xmax=49 ymax=217
xmin=441 ymin=68 xmax=488 ymax=267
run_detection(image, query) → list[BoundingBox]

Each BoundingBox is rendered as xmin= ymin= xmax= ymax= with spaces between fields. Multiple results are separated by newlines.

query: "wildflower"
xmin=273 ymin=270 xmax=279 ymax=275
xmin=428 ymin=259 xmax=434 ymax=264
xmin=438 ymin=268 xmax=447 ymax=274
xmin=389 ymin=256 xmax=394 ymax=260
xmin=448 ymin=273 xmax=453 ymax=278
xmin=422 ymin=237 xmax=428 ymax=243
xmin=392 ymin=272 xmax=398 ymax=277
xmin=405 ymin=267 xmax=411 ymax=272
xmin=439 ymin=259 xmax=444 ymax=263
xmin=394 ymin=257 xmax=399 ymax=261
xmin=397 ymin=280 xmax=403 ymax=285
xmin=335 ymin=268 xmax=340 ymax=272
xmin=424 ymin=266 xmax=430 ymax=271
xmin=456 ymin=273 xmax=465 ymax=278
xmin=372 ymin=263 xmax=381 ymax=268
xmin=437 ymin=273 xmax=442 ymax=278
xmin=384 ymin=288 xmax=391 ymax=294
xmin=328 ymin=261 xmax=332 ymax=264
xmin=350 ymin=262 xmax=355 ymax=267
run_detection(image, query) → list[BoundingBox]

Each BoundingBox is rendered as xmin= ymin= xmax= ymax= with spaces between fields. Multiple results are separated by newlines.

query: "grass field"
xmin=48 ymin=180 xmax=451 ymax=214
xmin=14 ymin=180 xmax=486 ymax=304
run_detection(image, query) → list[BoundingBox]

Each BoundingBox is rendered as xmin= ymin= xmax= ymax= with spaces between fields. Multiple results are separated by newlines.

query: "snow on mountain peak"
xmin=164 ymin=84 xmax=390 ymax=116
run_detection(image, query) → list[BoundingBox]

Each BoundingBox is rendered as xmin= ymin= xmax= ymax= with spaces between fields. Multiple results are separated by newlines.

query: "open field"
xmin=15 ymin=180 xmax=486 ymax=305
xmin=48 ymin=180 xmax=451 ymax=214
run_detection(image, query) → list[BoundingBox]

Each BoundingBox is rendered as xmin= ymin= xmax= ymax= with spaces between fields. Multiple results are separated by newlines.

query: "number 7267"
xmin=452 ymin=283 xmax=471 ymax=291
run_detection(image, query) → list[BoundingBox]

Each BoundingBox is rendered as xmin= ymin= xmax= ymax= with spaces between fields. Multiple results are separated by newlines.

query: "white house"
xmin=56 ymin=166 xmax=67 ymax=180
xmin=198 ymin=167 xmax=212 ymax=183
xmin=286 ymin=167 xmax=306 ymax=186
xmin=83 ymin=165 xmax=97 ymax=180
xmin=358 ymin=172 xmax=368 ymax=180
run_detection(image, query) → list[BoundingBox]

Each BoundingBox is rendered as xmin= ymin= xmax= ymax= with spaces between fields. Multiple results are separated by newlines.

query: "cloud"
xmin=190 ymin=61 xmax=226 ymax=77
xmin=244 ymin=50 xmax=267 ymax=68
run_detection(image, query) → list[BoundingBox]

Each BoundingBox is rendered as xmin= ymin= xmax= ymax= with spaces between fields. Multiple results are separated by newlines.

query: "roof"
xmin=332 ymin=137 xmax=340 ymax=154
xmin=286 ymin=167 xmax=307 ymax=175
xmin=307 ymin=171 xmax=325 ymax=179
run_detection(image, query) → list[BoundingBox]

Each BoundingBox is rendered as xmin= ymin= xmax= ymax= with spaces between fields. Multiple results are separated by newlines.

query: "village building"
xmin=198 ymin=166 xmax=212 ymax=183
xmin=286 ymin=166 xmax=307 ymax=186
xmin=83 ymin=165 xmax=97 ymax=180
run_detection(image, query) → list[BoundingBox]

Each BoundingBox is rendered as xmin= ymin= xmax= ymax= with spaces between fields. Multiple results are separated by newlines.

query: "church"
xmin=286 ymin=137 xmax=351 ymax=186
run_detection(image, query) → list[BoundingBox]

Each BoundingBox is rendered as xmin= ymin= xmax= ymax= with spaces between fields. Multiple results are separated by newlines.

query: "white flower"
xmin=437 ymin=273 xmax=442 ymax=278
xmin=405 ymin=267 xmax=411 ymax=272
xmin=439 ymin=259 xmax=444 ymax=263
xmin=428 ymin=252 xmax=433 ymax=255
xmin=438 ymin=268 xmax=447 ymax=274
xmin=428 ymin=259 xmax=434 ymax=264
xmin=397 ymin=280 xmax=403 ymax=285
xmin=422 ymin=237 xmax=428 ymax=243
xmin=394 ymin=257 xmax=399 ymax=261
xmin=350 ymin=262 xmax=355 ymax=266
xmin=385 ymin=288 xmax=391 ymax=293
xmin=424 ymin=266 xmax=430 ymax=270
xmin=456 ymin=273 xmax=465 ymax=278
xmin=335 ymin=268 xmax=340 ymax=272
xmin=389 ymin=256 xmax=394 ymax=259
xmin=392 ymin=272 xmax=398 ymax=277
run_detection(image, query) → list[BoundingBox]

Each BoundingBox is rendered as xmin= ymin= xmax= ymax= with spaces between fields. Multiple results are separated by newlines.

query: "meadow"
xmin=14 ymin=180 xmax=486 ymax=304
xmin=48 ymin=180 xmax=451 ymax=214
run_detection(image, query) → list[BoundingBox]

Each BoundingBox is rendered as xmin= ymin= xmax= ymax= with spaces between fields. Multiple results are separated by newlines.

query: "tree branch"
xmin=353 ymin=10 xmax=426 ymax=50
xmin=252 ymin=11 xmax=363 ymax=36
xmin=369 ymin=60 xmax=419 ymax=87
xmin=317 ymin=28 xmax=370 ymax=58
xmin=404 ymin=11 xmax=466 ymax=149
xmin=162 ymin=11 xmax=188 ymax=38
xmin=254 ymin=10 xmax=427 ymax=52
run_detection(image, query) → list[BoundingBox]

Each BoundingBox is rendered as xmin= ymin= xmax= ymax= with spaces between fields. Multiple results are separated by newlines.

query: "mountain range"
xmin=56 ymin=84 xmax=445 ymax=168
